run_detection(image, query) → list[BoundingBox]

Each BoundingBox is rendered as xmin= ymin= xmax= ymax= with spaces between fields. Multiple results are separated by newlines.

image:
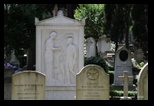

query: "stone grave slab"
xmin=11 ymin=71 xmax=45 ymax=100
xmin=76 ymin=64 xmax=109 ymax=100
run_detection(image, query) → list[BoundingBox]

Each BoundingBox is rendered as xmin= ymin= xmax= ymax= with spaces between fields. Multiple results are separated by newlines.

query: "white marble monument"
xmin=137 ymin=63 xmax=148 ymax=100
xmin=86 ymin=37 xmax=96 ymax=57
xmin=35 ymin=10 xmax=85 ymax=100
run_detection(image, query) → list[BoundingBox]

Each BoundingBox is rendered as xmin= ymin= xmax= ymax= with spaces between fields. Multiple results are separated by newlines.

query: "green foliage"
xmin=4 ymin=4 xmax=51 ymax=61
xmin=110 ymin=86 xmax=137 ymax=100
xmin=104 ymin=4 xmax=148 ymax=58
xmin=84 ymin=56 xmax=108 ymax=73
xmin=74 ymin=4 xmax=105 ymax=40
xmin=105 ymin=60 xmax=114 ymax=71
xmin=104 ymin=4 xmax=132 ymax=44
xmin=108 ymin=71 xmax=114 ymax=84
xmin=132 ymin=4 xmax=148 ymax=58
xmin=132 ymin=59 xmax=146 ymax=70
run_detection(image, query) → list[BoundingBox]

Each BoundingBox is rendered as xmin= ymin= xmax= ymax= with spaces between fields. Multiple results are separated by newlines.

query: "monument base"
xmin=46 ymin=86 xmax=76 ymax=100
xmin=111 ymin=84 xmax=136 ymax=91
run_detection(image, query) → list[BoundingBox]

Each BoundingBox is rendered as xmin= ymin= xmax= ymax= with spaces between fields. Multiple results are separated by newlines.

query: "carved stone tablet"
xmin=76 ymin=65 xmax=109 ymax=100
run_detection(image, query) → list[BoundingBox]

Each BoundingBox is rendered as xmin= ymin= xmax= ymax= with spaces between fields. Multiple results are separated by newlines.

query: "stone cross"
xmin=118 ymin=71 xmax=133 ymax=100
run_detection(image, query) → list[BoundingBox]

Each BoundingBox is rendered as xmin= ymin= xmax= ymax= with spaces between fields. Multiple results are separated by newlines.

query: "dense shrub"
xmin=84 ymin=56 xmax=108 ymax=73
xmin=108 ymin=71 xmax=114 ymax=85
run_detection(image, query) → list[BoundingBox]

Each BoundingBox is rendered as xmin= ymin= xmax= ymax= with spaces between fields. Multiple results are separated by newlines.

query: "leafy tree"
xmin=4 ymin=4 xmax=80 ymax=69
xmin=74 ymin=4 xmax=105 ymax=40
xmin=4 ymin=4 xmax=51 ymax=69
xmin=104 ymin=4 xmax=148 ymax=60
xmin=104 ymin=4 xmax=132 ymax=50
xmin=74 ymin=4 xmax=104 ymax=56
xmin=131 ymin=4 xmax=148 ymax=59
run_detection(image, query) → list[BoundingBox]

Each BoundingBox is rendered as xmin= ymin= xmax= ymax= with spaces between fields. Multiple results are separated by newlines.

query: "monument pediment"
xmin=35 ymin=15 xmax=85 ymax=26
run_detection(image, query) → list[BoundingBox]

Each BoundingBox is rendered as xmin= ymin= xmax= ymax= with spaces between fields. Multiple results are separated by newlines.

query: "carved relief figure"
xmin=65 ymin=37 xmax=78 ymax=84
xmin=57 ymin=55 xmax=65 ymax=83
xmin=44 ymin=31 xmax=61 ymax=82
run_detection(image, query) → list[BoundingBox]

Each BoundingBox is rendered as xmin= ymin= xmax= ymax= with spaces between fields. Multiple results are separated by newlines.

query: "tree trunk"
xmin=26 ymin=45 xmax=35 ymax=70
xmin=67 ymin=4 xmax=78 ymax=19
xmin=95 ymin=39 xmax=99 ymax=56
xmin=115 ymin=34 xmax=119 ymax=51
xmin=125 ymin=27 xmax=129 ymax=49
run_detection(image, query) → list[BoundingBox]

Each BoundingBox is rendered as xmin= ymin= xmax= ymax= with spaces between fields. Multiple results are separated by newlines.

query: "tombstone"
xmin=118 ymin=71 xmax=133 ymax=100
xmin=86 ymin=37 xmax=96 ymax=57
xmin=113 ymin=46 xmax=135 ymax=90
xmin=11 ymin=71 xmax=45 ymax=100
xmin=4 ymin=69 xmax=15 ymax=100
xmin=9 ymin=50 xmax=19 ymax=68
xmin=76 ymin=64 xmax=109 ymax=100
xmin=97 ymin=35 xmax=111 ymax=54
xmin=137 ymin=63 xmax=148 ymax=100
xmin=134 ymin=49 xmax=144 ymax=63
xmin=35 ymin=10 xmax=85 ymax=100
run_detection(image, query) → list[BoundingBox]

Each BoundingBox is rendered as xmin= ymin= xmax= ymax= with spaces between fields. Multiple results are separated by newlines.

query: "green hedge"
xmin=110 ymin=86 xmax=137 ymax=100
xmin=84 ymin=56 xmax=109 ymax=73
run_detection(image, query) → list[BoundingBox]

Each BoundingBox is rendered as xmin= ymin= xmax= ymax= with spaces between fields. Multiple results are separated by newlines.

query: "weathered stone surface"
xmin=113 ymin=46 xmax=133 ymax=86
xmin=137 ymin=63 xmax=148 ymax=100
xmin=76 ymin=64 xmax=109 ymax=100
xmin=11 ymin=71 xmax=45 ymax=100
xmin=35 ymin=10 xmax=85 ymax=100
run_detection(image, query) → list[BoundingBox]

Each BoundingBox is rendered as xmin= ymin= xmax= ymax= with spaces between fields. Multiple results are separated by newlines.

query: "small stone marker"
xmin=118 ymin=71 xmax=133 ymax=100
xmin=11 ymin=71 xmax=45 ymax=100
xmin=76 ymin=64 xmax=109 ymax=100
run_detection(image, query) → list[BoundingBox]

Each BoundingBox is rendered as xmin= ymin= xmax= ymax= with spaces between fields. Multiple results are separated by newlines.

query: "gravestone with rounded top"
xmin=86 ymin=37 xmax=96 ymax=57
xmin=97 ymin=35 xmax=111 ymax=54
xmin=11 ymin=71 xmax=45 ymax=100
xmin=76 ymin=64 xmax=109 ymax=100
xmin=137 ymin=63 xmax=148 ymax=100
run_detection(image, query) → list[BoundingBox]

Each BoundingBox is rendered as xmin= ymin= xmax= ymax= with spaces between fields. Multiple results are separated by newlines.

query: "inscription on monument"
xmin=13 ymin=84 xmax=44 ymax=100
xmin=77 ymin=83 xmax=108 ymax=100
